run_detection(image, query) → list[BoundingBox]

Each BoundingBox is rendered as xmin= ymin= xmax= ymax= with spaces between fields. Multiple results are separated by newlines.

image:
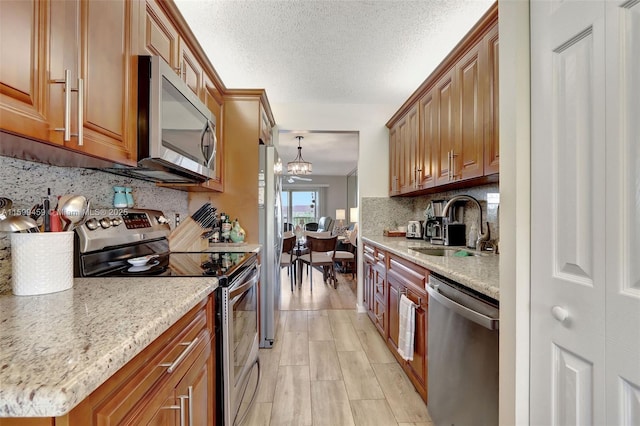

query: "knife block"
xmin=169 ymin=217 xmax=208 ymax=252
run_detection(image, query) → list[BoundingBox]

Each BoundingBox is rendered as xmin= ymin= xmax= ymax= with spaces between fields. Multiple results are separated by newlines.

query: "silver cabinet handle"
xmin=160 ymin=337 xmax=199 ymax=373
xmin=551 ymin=305 xmax=569 ymax=323
xmin=187 ymin=386 xmax=193 ymax=426
xmin=74 ymin=78 xmax=84 ymax=146
xmin=447 ymin=151 xmax=452 ymax=180
xmin=51 ymin=70 xmax=83 ymax=145
xmin=52 ymin=69 xmax=71 ymax=141
xmin=451 ymin=150 xmax=457 ymax=180
xmin=178 ymin=394 xmax=187 ymax=426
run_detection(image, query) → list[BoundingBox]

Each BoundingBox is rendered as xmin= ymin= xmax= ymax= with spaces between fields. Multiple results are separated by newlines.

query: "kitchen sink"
xmin=409 ymin=247 xmax=480 ymax=257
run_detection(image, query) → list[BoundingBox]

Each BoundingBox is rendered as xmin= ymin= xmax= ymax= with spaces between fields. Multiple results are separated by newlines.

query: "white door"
xmin=531 ymin=1 xmax=640 ymax=425
xmin=604 ymin=1 xmax=640 ymax=425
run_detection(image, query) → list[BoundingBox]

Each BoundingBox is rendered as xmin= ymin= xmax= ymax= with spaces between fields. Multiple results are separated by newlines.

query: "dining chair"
xmin=280 ymin=234 xmax=297 ymax=291
xmin=329 ymin=223 xmax=358 ymax=278
xmin=283 ymin=222 xmax=294 ymax=232
xmin=297 ymin=235 xmax=338 ymax=290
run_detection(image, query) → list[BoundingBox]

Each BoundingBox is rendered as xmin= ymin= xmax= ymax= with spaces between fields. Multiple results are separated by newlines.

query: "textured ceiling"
xmin=174 ymin=0 xmax=494 ymax=175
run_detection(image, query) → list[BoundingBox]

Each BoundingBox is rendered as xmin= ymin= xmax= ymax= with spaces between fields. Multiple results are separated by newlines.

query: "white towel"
xmin=397 ymin=294 xmax=416 ymax=361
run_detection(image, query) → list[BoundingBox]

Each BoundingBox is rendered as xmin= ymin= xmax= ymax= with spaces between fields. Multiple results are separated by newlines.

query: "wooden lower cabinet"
xmin=0 ymin=296 xmax=216 ymax=426
xmin=362 ymin=243 xmax=429 ymax=403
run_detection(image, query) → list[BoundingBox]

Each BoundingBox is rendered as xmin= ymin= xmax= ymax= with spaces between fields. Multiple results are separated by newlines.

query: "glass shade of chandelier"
xmin=287 ymin=136 xmax=313 ymax=175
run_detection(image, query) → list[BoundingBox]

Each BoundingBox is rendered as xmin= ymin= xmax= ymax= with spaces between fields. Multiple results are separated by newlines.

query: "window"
xmin=281 ymin=190 xmax=319 ymax=230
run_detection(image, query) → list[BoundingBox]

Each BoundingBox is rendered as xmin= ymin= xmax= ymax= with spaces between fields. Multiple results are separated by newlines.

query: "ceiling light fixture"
xmin=287 ymin=136 xmax=312 ymax=175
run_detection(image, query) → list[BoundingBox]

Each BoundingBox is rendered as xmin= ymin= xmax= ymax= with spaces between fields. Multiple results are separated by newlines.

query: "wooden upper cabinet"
xmin=200 ymin=74 xmax=224 ymax=192
xmin=179 ymin=40 xmax=203 ymax=98
xmin=260 ymin=105 xmax=273 ymax=145
xmin=0 ymin=0 xmax=136 ymax=165
xmin=144 ymin=0 xmax=180 ymax=69
xmin=483 ymin=24 xmax=500 ymax=175
xmin=386 ymin=3 xmax=498 ymax=195
xmin=418 ymin=88 xmax=436 ymax=189
xmin=144 ymin=0 xmax=202 ymax=97
xmin=402 ymin=104 xmax=419 ymax=193
xmin=454 ymin=43 xmax=484 ymax=181
xmin=389 ymin=124 xmax=400 ymax=195
xmin=77 ymin=0 xmax=136 ymax=165
xmin=434 ymin=69 xmax=456 ymax=187
xmin=0 ymin=0 xmax=51 ymax=143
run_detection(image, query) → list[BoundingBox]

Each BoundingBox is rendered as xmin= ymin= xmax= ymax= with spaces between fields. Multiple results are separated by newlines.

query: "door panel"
xmin=605 ymin=1 xmax=640 ymax=425
xmin=455 ymin=46 xmax=483 ymax=181
xmin=552 ymin=344 xmax=594 ymax=425
xmin=531 ymin=1 xmax=607 ymax=424
xmin=0 ymin=0 xmax=50 ymax=142
xmin=435 ymin=71 xmax=455 ymax=186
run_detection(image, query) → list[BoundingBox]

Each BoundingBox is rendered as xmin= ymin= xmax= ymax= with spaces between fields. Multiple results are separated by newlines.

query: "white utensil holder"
xmin=11 ymin=231 xmax=74 ymax=296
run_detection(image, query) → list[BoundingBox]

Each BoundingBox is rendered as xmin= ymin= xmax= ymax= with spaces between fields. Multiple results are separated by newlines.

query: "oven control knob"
xmin=99 ymin=217 xmax=112 ymax=229
xmin=111 ymin=217 xmax=123 ymax=227
xmin=85 ymin=218 xmax=99 ymax=230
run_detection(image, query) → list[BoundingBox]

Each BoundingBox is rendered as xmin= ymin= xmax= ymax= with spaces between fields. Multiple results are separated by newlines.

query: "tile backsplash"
xmin=0 ymin=157 xmax=189 ymax=294
xmin=361 ymin=183 xmax=500 ymax=243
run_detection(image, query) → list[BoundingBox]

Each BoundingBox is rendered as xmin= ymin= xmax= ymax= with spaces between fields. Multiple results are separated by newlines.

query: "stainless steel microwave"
xmin=102 ymin=55 xmax=217 ymax=183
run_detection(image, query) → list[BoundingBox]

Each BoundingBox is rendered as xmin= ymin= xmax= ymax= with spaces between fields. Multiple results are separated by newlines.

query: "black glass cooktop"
xmin=96 ymin=251 xmax=255 ymax=279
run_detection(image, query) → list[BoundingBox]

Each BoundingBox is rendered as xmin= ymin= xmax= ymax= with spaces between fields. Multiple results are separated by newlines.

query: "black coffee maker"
xmin=424 ymin=200 xmax=446 ymax=244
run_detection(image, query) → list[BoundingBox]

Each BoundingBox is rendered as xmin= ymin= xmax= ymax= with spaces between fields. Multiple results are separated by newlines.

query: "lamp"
xmin=350 ymin=206 xmax=359 ymax=223
xmin=335 ymin=209 xmax=346 ymax=227
xmin=287 ymin=136 xmax=313 ymax=175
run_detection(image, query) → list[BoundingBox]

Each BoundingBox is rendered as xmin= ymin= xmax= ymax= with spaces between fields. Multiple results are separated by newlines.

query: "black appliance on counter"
xmin=74 ymin=208 xmax=260 ymax=426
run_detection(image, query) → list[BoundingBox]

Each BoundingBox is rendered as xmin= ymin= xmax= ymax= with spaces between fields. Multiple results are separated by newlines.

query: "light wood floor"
xmin=239 ymin=267 xmax=434 ymax=426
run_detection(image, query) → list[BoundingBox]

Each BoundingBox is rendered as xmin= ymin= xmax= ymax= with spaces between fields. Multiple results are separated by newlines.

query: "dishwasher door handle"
xmin=426 ymin=283 xmax=499 ymax=330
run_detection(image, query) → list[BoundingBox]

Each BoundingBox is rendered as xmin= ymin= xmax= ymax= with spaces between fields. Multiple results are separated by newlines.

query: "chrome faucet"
xmin=441 ymin=195 xmax=490 ymax=249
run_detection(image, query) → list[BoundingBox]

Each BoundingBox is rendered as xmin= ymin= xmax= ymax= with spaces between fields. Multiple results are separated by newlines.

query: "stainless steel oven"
xmin=218 ymin=258 xmax=261 ymax=426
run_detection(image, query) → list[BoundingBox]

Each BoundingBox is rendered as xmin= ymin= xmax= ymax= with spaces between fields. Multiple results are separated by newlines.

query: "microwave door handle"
xmin=200 ymin=120 xmax=216 ymax=168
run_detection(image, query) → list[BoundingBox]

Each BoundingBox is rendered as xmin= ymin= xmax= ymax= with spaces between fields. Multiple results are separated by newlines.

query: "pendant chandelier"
xmin=287 ymin=136 xmax=313 ymax=175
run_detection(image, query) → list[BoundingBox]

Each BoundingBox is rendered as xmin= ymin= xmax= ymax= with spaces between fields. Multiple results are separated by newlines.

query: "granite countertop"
xmin=0 ymin=277 xmax=218 ymax=418
xmin=361 ymin=233 xmax=499 ymax=300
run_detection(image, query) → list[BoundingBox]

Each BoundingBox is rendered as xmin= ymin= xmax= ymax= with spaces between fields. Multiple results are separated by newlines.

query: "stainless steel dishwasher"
xmin=426 ymin=274 xmax=499 ymax=426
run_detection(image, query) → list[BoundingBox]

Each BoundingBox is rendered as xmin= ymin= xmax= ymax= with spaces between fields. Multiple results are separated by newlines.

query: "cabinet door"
xmin=387 ymin=278 xmax=400 ymax=351
xmin=178 ymin=338 xmax=214 ymax=426
xmin=77 ymin=0 xmax=136 ymax=165
xmin=179 ymin=40 xmax=203 ymax=98
xmin=0 ymin=1 xmax=54 ymax=144
xmin=454 ymin=44 xmax=484 ymax=181
xmin=398 ymin=105 xmax=419 ymax=193
xmin=200 ymin=75 xmax=224 ymax=191
xmin=434 ymin=69 xmax=456 ymax=186
xmin=418 ymin=88 xmax=437 ymax=189
xmin=144 ymin=0 xmax=180 ymax=70
xmin=483 ymin=24 xmax=499 ymax=175
xmin=407 ymin=298 xmax=427 ymax=393
xmin=389 ymin=124 xmax=400 ymax=195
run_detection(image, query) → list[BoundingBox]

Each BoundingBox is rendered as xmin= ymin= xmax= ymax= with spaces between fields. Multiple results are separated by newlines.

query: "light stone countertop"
xmin=361 ymin=233 xmax=499 ymax=300
xmin=0 ymin=277 xmax=217 ymax=418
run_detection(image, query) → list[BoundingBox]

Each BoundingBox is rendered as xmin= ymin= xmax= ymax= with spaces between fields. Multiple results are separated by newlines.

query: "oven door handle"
xmin=229 ymin=264 xmax=261 ymax=301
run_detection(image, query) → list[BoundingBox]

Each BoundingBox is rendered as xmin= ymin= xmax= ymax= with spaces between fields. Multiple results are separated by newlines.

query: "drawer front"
xmin=388 ymin=255 xmax=429 ymax=289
